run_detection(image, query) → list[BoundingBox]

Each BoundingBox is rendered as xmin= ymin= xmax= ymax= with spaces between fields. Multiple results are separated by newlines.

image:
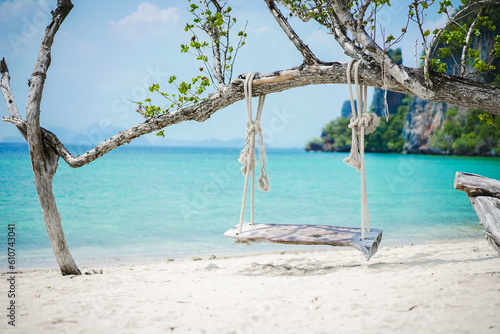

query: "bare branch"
xmin=357 ymin=0 xmax=372 ymax=30
xmin=413 ymin=4 xmax=432 ymax=87
xmin=201 ymin=0 xmax=224 ymax=86
xmin=26 ymin=0 xmax=73 ymax=172
xmin=461 ymin=17 xmax=480 ymax=76
xmin=265 ymin=0 xmax=322 ymax=65
xmin=0 ymin=58 xmax=26 ymax=139
xmin=323 ymin=3 xmax=367 ymax=60
xmin=0 ymin=58 xmax=21 ymax=120
xmin=414 ymin=39 xmax=418 ymax=68
xmin=327 ymin=0 xmax=435 ymax=100
xmin=209 ymin=0 xmax=222 ymax=12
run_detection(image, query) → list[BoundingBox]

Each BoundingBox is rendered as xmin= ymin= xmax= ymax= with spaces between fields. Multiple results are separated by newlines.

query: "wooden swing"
xmin=224 ymin=63 xmax=383 ymax=261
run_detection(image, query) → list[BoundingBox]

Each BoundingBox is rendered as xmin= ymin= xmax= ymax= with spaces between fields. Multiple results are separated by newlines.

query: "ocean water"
xmin=1 ymin=143 xmax=500 ymax=269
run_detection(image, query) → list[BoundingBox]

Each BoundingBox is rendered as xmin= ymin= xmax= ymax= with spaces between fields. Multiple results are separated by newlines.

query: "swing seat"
xmin=224 ymin=222 xmax=383 ymax=261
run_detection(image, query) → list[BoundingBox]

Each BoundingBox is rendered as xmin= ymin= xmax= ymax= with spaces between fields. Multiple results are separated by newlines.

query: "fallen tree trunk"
xmin=454 ymin=172 xmax=500 ymax=254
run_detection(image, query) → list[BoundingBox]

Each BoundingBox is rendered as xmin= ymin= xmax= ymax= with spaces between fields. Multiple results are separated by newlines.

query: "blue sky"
xmin=0 ymin=0 xmax=448 ymax=148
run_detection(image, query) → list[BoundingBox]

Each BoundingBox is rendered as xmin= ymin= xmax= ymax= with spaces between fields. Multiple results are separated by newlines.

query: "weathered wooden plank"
xmin=224 ymin=223 xmax=383 ymax=261
xmin=467 ymin=195 xmax=500 ymax=254
xmin=454 ymin=172 xmax=500 ymax=199
xmin=455 ymin=172 xmax=500 ymax=254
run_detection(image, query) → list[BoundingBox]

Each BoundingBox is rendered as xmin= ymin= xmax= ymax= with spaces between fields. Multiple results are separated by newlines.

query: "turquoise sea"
xmin=1 ymin=143 xmax=499 ymax=269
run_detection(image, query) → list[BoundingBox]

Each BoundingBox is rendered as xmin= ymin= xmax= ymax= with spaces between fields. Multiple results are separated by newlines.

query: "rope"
xmin=343 ymin=60 xmax=380 ymax=239
xmin=381 ymin=51 xmax=390 ymax=122
xmin=237 ymin=72 xmax=270 ymax=235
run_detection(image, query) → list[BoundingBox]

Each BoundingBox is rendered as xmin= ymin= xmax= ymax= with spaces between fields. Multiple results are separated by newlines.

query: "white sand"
xmin=5 ymin=240 xmax=500 ymax=333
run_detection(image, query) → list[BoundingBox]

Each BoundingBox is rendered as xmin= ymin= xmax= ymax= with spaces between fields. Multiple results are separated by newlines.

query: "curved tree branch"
xmin=265 ymin=0 xmax=322 ymax=65
xmin=460 ymin=9 xmax=483 ymax=77
xmin=0 ymin=59 xmax=21 ymax=119
xmin=326 ymin=0 xmax=436 ymax=100
xmin=201 ymin=0 xmax=224 ymax=86
xmin=275 ymin=0 xmax=367 ymax=60
xmin=0 ymin=58 xmax=26 ymax=139
xmin=4 ymin=62 xmax=500 ymax=170
xmin=357 ymin=0 xmax=372 ymax=30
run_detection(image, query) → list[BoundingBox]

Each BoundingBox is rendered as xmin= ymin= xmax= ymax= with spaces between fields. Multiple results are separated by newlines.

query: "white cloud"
xmin=109 ymin=2 xmax=180 ymax=40
xmin=247 ymin=25 xmax=274 ymax=35
xmin=424 ymin=14 xmax=449 ymax=33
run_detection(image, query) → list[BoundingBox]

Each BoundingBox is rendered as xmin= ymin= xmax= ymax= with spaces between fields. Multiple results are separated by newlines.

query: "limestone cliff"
xmin=402 ymin=98 xmax=448 ymax=154
xmin=371 ymin=88 xmax=405 ymax=117
xmin=340 ymin=100 xmax=356 ymax=118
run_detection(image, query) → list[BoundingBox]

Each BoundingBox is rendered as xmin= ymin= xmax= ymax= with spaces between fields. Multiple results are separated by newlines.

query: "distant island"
xmin=1 ymin=123 xmax=246 ymax=149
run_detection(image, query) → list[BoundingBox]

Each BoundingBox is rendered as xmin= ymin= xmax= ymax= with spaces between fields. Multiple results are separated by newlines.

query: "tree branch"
xmin=329 ymin=14 xmax=366 ymax=60
xmin=461 ymin=21 xmax=477 ymax=76
xmin=276 ymin=1 xmax=314 ymax=22
xmin=209 ymin=0 xmax=222 ymax=12
xmin=201 ymin=0 xmax=224 ymax=86
xmin=327 ymin=0 xmax=436 ymax=100
xmin=357 ymin=0 xmax=372 ymax=30
xmin=413 ymin=4 xmax=432 ymax=87
xmin=265 ymin=0 xmax=322 ymax=65
xmin=0 ymin=58 xmax=26 ymax=139
xmin=0 ymin=58 xmax=21 ymax=119
xmin=12 ymin=0 xmax=81 ymax=276
xmin=26 ymin=0 xmax=73 ymax=176
xmin=274 ymin=0 xmax=366 ymax=60
xmin=4 ymin=62 xmax=500 ymax=169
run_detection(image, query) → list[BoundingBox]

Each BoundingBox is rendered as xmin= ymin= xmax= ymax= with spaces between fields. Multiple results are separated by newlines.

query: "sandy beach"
xmin=4 ymin=239 xmax=500 ymax=333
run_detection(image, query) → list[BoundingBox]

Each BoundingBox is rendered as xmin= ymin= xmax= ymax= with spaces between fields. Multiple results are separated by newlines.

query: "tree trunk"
xmin=30 ymin=145 xmax=81 ymax=275
xmin=24 ymin=0 xmax=79 ymax=275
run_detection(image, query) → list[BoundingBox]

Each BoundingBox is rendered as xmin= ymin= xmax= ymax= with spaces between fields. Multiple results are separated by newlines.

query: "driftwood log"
xmin=454 ymin=172 xmax=500 ymax=254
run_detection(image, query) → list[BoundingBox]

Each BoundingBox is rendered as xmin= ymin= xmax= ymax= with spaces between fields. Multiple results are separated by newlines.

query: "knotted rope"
xmin=343 ymin=59 xmax=380 ymax=240
xmin=237 ymin=72 xmax=270 ymax=235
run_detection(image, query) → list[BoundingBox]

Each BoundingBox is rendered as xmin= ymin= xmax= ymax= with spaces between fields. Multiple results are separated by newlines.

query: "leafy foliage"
xmin=430 ymin=2 xmax=499 ymax=78
xmin=365 ymin=95 xmax=410 ymax=152
xmin=283 ymin=1 xmax=498 ymax=82
xmin=430 ymin=108 xmax=500 ymax=155
xmin=182 ymin=0 xmax=247 ymax=85
xmin=137 ymin=0 xmax=247 ymax=137
xmin=306 ymin=95 xmax=411 ymax=152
